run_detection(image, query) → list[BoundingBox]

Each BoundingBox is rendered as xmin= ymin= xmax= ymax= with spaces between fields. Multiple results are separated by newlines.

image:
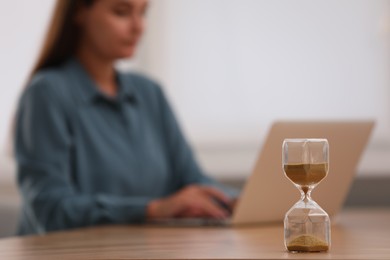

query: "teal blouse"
xmin=14 ymin=58 xmax=238 ymax=235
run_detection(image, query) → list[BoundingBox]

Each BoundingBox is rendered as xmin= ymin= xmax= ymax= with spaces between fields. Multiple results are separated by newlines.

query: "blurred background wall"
xmin=1 ymin=0 xmax=389 ymax=237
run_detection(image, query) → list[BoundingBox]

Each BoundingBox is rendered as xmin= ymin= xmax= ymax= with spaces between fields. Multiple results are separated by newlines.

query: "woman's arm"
xmin=156 ymin=85 xmax=240 ymax=199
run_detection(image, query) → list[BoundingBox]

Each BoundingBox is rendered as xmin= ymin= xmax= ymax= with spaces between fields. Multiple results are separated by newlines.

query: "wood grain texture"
xmin=0 ymin=209 xmax=389 ymax=260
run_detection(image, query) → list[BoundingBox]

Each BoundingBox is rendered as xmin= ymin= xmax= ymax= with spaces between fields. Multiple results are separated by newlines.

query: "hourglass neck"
xmin=300 ymin=186 xmax=313 ymax=203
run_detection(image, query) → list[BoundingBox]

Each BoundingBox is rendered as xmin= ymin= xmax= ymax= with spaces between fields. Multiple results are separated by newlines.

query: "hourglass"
xmin=282 ymin=139 xmax=330 ymax=252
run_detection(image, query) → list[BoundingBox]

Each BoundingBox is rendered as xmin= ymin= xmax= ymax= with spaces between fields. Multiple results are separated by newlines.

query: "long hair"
xmin=5 ymin=0 xmax=95 ymax=157
xmin=31 ymin=0 xmax=95 ymax=75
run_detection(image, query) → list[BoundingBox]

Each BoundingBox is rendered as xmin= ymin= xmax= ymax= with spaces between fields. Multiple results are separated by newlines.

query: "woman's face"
xmin=76 ymin=0 xmax=148 ymax=60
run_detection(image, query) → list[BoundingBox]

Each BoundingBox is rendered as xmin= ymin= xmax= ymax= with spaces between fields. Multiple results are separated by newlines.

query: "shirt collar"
xmin=64 ymin=57 xmax=137 ymax=105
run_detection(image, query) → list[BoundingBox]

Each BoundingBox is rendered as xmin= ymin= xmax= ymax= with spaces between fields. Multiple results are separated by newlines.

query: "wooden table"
xmin=0 ymin=209 xmax=389 ymax=260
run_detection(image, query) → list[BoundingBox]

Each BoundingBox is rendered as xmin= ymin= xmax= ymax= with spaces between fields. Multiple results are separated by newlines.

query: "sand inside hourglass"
xmin=284 ymin=163 xmax=328 ymax=194
xmin=287 ymin=235 xmax=329 ymax=252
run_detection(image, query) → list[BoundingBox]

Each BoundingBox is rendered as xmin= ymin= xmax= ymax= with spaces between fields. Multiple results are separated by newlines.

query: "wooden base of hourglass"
xmin=284 ymin=163 xmax=331 ymax=252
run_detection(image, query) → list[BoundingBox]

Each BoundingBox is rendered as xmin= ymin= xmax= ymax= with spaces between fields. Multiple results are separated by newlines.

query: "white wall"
xmin=0 ymin=0 xmax=55 ymax=154
xmin=1 ymin=0 xmax=390 ymax=180
xmin=139 ymin=0 xmax=390 ymax=177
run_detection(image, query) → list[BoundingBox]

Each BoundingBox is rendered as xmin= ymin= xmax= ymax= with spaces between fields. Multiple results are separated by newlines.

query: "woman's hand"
xmin=147 ymin=185 xmax=233 ymax=219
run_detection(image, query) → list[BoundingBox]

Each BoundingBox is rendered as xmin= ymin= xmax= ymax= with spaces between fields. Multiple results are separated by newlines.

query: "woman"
xmin=14 ymin=0 xmax=238 ymax=235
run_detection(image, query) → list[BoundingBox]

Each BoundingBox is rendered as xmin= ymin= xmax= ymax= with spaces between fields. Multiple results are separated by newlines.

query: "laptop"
xmin=148 ymin=120 xmax=375 ymax=226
